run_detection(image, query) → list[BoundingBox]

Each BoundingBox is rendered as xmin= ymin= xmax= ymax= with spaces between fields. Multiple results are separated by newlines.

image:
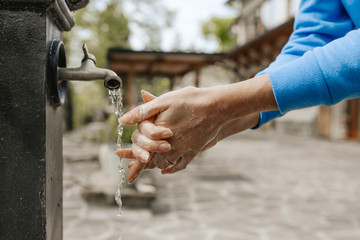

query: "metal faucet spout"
xmin=58 ymin=44 xmax=121 ymax=90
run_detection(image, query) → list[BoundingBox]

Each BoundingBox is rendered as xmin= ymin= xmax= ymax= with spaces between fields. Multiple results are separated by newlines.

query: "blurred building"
xmin=225 ymin=0 xmax=360 ymax=140
xmin=108 ymin=0 xmax=360 ymax=140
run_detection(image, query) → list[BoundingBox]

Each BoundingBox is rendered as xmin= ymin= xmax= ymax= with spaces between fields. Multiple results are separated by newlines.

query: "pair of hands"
xmin=116 ymin=74 xmax=277 ymax=183
xmin=116 ymin=87 xmax=228 ymax=183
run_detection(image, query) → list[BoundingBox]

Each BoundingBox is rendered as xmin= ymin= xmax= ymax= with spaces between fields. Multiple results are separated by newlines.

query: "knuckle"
xmin=131 ymin=130 xmax=139 ymax=142
xmin=184 ymin=86 xmax=196 ymax=91
xmin=150 ymin=143 xmax=161 ymax=151
xmin=146 ymin=164 xmax=156 ymax=169
xmin=150 ymin=130 xmax=159 ymax=138
xmin=132 ymin=145 xmax=141 ymax=156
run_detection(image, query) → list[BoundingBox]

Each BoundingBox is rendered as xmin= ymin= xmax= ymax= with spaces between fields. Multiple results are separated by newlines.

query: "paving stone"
xmin=63 ymin=130 xmax=360 ymax=240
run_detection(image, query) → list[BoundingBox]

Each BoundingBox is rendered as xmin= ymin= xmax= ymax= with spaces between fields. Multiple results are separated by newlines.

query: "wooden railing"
xmin=231 ymin=0 xmax=298 ymax=46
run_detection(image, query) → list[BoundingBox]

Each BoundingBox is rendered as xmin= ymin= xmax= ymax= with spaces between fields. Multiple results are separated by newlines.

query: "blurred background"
xmin=62 ymin=0 xmax=360 ymax=239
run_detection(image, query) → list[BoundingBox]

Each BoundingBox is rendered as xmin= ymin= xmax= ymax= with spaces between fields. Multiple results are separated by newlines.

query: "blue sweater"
xmin=255 ymin=0 xmax=360 ymax=128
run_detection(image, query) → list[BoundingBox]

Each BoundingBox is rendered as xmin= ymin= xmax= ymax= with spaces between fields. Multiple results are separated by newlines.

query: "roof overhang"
xmin=108 ymin=49 xmax=225 ymax=77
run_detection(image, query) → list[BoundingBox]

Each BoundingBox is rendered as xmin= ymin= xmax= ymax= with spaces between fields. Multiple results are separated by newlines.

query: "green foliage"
xmin=107 ymin=113 xmax=137 ymax=144
xmin=71 ymin=82 xmax=109 ymax=129
xmin=202 ymin=16 xmax=237 ymax=52
xmin=136 ymin=76 xmax=171 ymax=99
xmin=121 ymin=125 xmax=138 ymax=144
xmin=63 ymin=0 xmax=173 ymax=129
xmin=63 ymin=0 xmax=174 ymax=144
xmin=125 ymin=0 xmax=175 ymax=50
xmin=64 ymin=0 xmax=130 ymax=68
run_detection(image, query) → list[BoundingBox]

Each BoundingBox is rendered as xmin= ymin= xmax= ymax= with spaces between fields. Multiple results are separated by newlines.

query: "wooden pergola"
xmin=107 ymin=49 xmax=224 ymax=107
xmin=226 ymin=18 xmax=294 ymax=79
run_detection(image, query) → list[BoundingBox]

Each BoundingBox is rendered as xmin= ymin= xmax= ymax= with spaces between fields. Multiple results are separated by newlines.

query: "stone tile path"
xmin=63 ymin=130 xmax=360 ymax=240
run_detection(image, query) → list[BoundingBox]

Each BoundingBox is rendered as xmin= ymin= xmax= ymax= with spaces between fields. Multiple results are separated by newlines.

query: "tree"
xmin=62 ymin=0 xmax=174 ymax=129
xmin=123 ymin=0 xmax=174 ymax=50
xmin=202 ymin=16 xmax=237 ymax=52
xmin=64 ymin=0 xmax=130 ymax=68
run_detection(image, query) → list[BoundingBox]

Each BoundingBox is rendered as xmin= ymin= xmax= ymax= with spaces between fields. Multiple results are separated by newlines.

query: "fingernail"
xmin=159 ymin=143 xmax=171 ymax=152
xmin=128 ymin=172 xmax=140 ymax=183
xmin=161 ymin=130 xmax=173 ymax=138
xmin=139 ymin=152 xmax=150 ymax=163
xmin=128 ymin=176 xmax=135 ymax=184
xmin=120 ymin=113 xmax=132 ymax=124
xmin=141 ymin=89 xmax=152 ymax=95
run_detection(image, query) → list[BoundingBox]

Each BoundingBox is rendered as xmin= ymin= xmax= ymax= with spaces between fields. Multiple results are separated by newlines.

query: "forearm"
xmin=207 ymin=74 xmax=278 ymax=123
xmin=216 ymin=113 xmax=260 ymax=141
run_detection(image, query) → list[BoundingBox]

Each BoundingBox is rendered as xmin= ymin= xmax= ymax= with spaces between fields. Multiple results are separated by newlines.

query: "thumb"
xmin=141 ymin=90 xmax=156 ymax=103
xmin=120 ymin=98 xmax=167 ymax=125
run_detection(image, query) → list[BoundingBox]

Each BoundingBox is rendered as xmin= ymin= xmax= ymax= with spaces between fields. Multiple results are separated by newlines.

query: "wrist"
xmin=200 ymin=86 xmax=233 ymax=126
xmin=217 ymin=113 xmax=260 ymax=140
xmin=213 ymin=74 xmax=278 ymax=122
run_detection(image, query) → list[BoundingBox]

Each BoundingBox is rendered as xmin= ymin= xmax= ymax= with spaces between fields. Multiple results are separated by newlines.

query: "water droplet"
xmin=109 ymin=89 xmax=125 ymax=215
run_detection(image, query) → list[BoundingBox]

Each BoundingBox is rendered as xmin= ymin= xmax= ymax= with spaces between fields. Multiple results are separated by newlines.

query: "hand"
xmin=117 ymin=86 xmax=223 ymax=182
xmin=119 ymin=94 xmax=260 ymax=183
xmin=136 ymin=112 xmax=261 ymax=174
xmin=119 ymin=74 xmax=277 ymax=183
xmin=120 ymin=86 xmax=229 ymax=171
xmin=116 ymin=91 xmax=173 ymax=183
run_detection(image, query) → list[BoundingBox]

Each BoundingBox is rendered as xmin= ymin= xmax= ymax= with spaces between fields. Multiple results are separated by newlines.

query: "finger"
xmin=140 ymin=91 xmax=173 ymax=138
xmin=144 ymin=152 xmax=165 ymax=170
xmin=128 ymin=161 xmax=135 ymax=168
xmin=132 ymin=130 xmax=172 ymax=152
xmin=116 ymin=148 xmax=135 ymax=159
xmin=132 ymin=143 xmax=151 ymax=164
xmin=141 ymin=90 xmax=156 ymax=103
xmin=161 ymin=152 xmax=196 ymax=174
xmin=120 ymin=100 xmax=168 ymax=125
xmin=157 ymin=151 xmax=180 ymax=169
xmin=157 ymin=158 xmax=176 ymax=170
xmin=138 ymin=120 xmax=173 ymax=140
xmin=128 ymin=159 xmax=146 ymax=184
xmin=161 ymin=159 xmax=186 ymax=174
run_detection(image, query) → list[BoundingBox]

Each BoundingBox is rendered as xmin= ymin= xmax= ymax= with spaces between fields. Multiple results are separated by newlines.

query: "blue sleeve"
xmin=253 ymin=0 xmax=354 ymax=129
xmin=270 ymin=28 xmax=360 ymax=113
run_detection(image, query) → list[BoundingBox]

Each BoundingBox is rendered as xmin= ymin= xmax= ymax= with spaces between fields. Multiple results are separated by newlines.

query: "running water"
xmin=108 ymin=88 xmax=125 ymax=216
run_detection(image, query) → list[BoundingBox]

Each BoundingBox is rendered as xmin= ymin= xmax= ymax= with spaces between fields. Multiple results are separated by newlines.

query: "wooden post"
xmin=194 ymin=65 xmax=201 ymax=87
xmin=348 ymin=99 xmax=359 ymax=138
xmin=125 ymin=66 xmax=136 ymax=110
xmin=169 ymin=77 xmax=175 ymax=91
xmin=317 ymin=106 xmax=331 ymax=138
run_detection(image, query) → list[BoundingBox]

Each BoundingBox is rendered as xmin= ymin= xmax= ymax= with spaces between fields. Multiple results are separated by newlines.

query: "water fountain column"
xmin=0 ymin=1 xmax=85 ymax=239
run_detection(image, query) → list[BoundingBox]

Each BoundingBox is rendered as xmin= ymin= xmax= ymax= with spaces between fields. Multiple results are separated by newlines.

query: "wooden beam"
xmin=124 ymin=66 xmax=136 ymax=110
xmin=194 ymin=65 xmax=202 ymax=87
xmin=348 ymin=99 xmax=359 ymax=138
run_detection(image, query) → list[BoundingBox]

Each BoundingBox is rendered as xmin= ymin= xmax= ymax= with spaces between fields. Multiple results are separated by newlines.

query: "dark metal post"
xmin=0 ymin=1 xmax=82 ymax=239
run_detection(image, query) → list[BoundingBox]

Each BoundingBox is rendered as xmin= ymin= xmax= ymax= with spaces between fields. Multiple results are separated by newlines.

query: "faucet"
xmin=59 ymin=44 xmax=122 ymax=90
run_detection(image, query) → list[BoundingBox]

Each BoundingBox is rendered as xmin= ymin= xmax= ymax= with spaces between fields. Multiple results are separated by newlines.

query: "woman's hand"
xmin=116 ymin=91 xmax=173 ymax=183
xmin=117 ymin=86 xmax=228 ymax=183
xmin=118 ymin=99 xmax=260 ymax=183
xmin=121 ymin=86 xmax=230 ymax=169
xmin=118 ymin=74 xmax=277 ymax=183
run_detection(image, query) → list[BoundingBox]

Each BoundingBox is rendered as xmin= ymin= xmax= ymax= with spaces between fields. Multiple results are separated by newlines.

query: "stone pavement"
xmin=63 ymin=130 xmax=360 ymax=240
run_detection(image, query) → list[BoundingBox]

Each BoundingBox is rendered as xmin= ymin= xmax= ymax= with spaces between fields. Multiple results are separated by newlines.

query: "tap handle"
xmin=82 ymin=43 xmax=96 ymax=64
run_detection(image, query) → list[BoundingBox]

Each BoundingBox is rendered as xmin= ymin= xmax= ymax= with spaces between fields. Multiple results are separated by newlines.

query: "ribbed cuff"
xmin=251 ymin=111 xmax=283 ymax=129
xmin=267 ymin=51 xmax=331 ymax=114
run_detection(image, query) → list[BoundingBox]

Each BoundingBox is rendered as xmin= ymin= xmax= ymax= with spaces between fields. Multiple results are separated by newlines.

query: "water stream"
xmin=108 ymin=89 xmax=125 ymax=216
